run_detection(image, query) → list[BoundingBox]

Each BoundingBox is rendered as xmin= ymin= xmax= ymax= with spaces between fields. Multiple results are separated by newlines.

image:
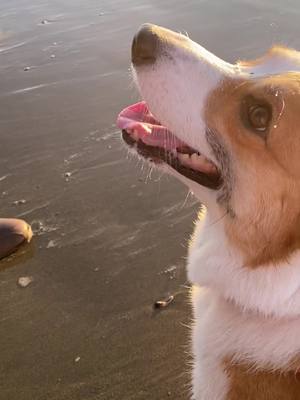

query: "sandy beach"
xmin=0 ymin=0 xmax=299 ymax=399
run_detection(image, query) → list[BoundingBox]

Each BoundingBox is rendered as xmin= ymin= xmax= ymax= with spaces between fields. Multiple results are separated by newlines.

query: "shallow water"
xmin=0 ymin=1 xmax=299 ymax=399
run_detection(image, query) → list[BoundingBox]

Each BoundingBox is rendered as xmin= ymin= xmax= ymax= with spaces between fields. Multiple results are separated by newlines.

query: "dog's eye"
xmin=241 ymin=96 xmax=272 ymax=138
xmin=248 ymin=105 xmax=271 ymax=133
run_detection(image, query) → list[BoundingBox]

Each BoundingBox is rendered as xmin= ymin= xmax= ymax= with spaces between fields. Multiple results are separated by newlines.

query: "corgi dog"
xmin=117 ymin=23 xmax=300 ymax=400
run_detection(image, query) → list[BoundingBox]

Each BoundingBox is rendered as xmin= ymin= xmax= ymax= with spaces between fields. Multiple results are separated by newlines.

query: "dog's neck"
xmin=188 ymin=209 xmax=300 ymax=319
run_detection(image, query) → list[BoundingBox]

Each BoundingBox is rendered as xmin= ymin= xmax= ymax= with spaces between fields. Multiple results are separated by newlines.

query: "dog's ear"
xmin=238 ymin=45 xmax=300 ymax=76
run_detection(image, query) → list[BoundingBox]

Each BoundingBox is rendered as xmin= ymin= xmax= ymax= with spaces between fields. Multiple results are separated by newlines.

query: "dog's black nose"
xmin=131 ymin=23 xmax=159 ymax=66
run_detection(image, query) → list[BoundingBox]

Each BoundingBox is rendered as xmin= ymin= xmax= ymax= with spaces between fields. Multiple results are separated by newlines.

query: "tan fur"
xmin=205 ymin=71 xmax=300 ymax=267
xmin=224 ymin=360 xmax=300 ymax=400
xmin=238 ymin=45 xmax=300 ymax=70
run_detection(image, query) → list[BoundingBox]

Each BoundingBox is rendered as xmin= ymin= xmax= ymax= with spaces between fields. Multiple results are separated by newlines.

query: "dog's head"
xmin=118 ymin=24 xmax=300 ymax=268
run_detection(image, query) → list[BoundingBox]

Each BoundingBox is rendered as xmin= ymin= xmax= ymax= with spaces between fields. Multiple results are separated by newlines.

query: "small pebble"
xmin=24 ymin=66 xmax=31 ymax=71
xmin=13 ymin=199 xmax=26 ymax=205
xmin=154 ymin=295 xmax=174 ymax=309
xmin=41 ymin=19 xmax=50 ymax=25
xmin=162 ymin=265 xmax=177 ymax=280
xmin=165 ymin=266 xmax=177 ymax=274
xmin=50 ymin=54 xmax=56 ymax=59
xmin=47 ymin=240 xmax=56 ymax=248
xmin=74 ymin=356 xmax=81 ymax=363
xmin=18 ymin=276 xmax=33 ymax=288
xmin=94 ymin=267 xmax=99 ymax=272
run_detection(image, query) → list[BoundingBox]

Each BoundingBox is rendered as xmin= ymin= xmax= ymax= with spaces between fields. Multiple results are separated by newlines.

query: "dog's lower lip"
xmin=122 ymin=130 xmax=223 ymax=190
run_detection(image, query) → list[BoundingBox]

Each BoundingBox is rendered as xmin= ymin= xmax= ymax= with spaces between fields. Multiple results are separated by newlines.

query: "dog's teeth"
xmin=178 ymin=153 xmax=190 ymax=162
xmin=191 ymin=154 xmax=204 ymax=169
xmin=178 ymin=151 xmax=217 ymax=174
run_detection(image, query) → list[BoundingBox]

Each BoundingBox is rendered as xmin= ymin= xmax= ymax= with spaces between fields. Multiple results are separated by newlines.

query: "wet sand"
xmin=0 ymin=1 xmax=300 ymax=399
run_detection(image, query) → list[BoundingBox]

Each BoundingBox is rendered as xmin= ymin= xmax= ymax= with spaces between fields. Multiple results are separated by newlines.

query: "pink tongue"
xmin=117 ymin=101 xmax=186 ymax=151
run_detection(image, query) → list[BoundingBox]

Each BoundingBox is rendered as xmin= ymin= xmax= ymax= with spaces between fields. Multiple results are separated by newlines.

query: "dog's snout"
xmin=131 ymin=23 xmax=159 ymax=66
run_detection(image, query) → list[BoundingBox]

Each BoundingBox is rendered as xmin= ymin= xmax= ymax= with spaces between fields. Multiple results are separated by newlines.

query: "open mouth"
xmin=117 ymin=102 xmax=222 ymax=190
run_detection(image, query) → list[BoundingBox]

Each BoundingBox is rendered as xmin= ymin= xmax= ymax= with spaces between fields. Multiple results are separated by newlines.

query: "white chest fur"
xmin=188 ymin=211 xmax=300 ymax=399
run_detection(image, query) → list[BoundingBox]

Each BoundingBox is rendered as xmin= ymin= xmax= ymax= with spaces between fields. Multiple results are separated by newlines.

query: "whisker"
xmin=180 ymin=190 xmax=192 ymax=209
